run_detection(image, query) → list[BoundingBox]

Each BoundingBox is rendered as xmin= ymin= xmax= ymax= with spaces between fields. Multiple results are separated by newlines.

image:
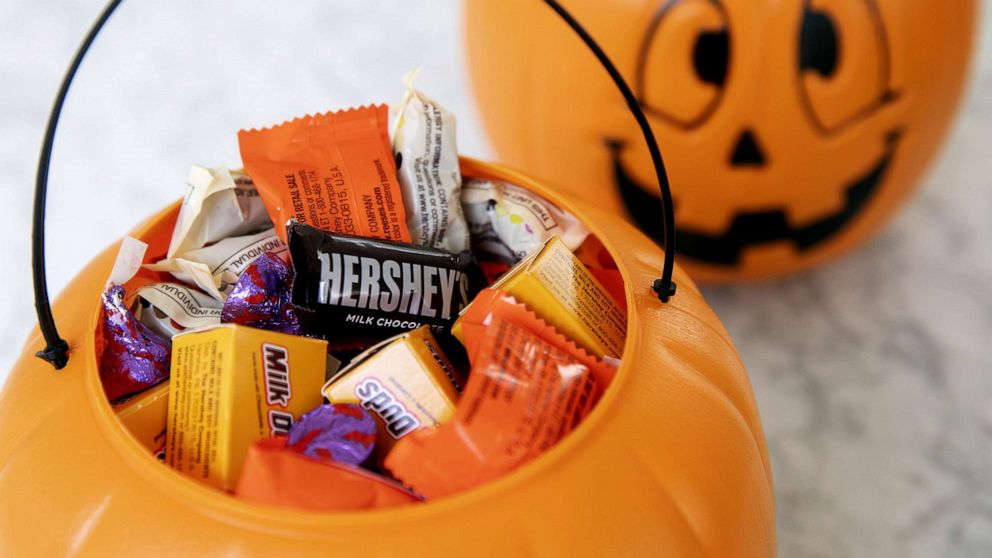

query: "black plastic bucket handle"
xmin=32 ymin=0 xmax=677 ymax=370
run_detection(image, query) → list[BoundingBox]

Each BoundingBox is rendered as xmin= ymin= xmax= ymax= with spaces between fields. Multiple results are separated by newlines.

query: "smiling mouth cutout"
xmin=611 ymin=131 xmax=901 ymax=266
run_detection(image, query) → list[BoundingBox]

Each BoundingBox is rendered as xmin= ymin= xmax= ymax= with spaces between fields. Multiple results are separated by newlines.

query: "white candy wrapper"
xmin=168 ymin=165 xmax=272 ymax=259
xmin=134 ymin=283 xmax=223 ymax=339
xmin=461 ymin=179 xmax=590 ymax=263
xmin=391 ymin=71 xmax=470 ymax=253
xmin=145 ymin=228 xmax=286 ymax=301
xmin=106 ymin=236 xmax=148 ymax=287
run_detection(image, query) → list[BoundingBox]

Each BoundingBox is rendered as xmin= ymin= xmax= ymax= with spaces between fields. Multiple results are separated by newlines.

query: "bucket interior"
xmin=93 ymin=166 xmax=632 ymax=519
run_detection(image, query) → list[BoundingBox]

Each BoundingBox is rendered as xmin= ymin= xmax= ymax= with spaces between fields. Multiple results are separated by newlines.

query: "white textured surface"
xmin=0 ymin=1 xmax=990 ymax=556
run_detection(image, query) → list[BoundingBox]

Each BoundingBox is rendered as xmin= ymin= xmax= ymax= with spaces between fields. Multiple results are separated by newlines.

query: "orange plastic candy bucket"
xmin=1 ymin=1 xmax=775 ymax=555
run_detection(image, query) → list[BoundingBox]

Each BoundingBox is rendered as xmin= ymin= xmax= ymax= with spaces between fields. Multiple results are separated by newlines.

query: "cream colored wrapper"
xmin=107 ymin=236 xmax=148 ymax=287
xmin=391 ymin=71 xmax=470 ymax=253
xmin=145 ymin=229 xmax=286 ymax=301
xmin=461 ymin=179 xmax=590 ymax=262
xmin=134 ymin=283 xmax=223 ymax=339
xmin=168 ymin=166 xmax=272 ymax=259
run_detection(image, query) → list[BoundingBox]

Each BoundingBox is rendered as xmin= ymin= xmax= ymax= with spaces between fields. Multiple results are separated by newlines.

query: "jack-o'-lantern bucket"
xmin=466 ymin=0 xmax=976 ymax=281
xmin=1 ymin=1 xmax=774 ymax=555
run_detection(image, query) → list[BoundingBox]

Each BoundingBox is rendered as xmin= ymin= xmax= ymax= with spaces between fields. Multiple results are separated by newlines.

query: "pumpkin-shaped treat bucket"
xmin=466 ymin=0 xmax=977 ymax=282
xmin=2 ymin=1 xmax=774 ymax=555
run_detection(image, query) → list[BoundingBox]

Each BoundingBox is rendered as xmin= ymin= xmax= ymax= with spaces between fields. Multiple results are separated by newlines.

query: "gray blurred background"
xmin=0 ymin=1 xmax=989 ymax=556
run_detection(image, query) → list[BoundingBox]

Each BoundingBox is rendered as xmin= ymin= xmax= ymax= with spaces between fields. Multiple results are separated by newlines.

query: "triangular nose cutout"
xmin=730 ymin=130 xmax=767 ymax=167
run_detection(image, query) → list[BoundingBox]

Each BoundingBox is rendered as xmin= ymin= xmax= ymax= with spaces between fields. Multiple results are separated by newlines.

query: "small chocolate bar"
xmin=288 ymin=221 xmax=483 ymax=342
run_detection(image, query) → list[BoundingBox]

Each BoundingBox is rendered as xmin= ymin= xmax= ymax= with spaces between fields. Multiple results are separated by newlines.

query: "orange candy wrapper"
xmin=236 ymin=437 xmax=421 ymax=512
xmin=239 ymin=105 xmax=411 ymax=244
xmin=457 ymin=288 xmax=616 ymax=387
xmin=384 ymin=295 xmax=610 ymax=499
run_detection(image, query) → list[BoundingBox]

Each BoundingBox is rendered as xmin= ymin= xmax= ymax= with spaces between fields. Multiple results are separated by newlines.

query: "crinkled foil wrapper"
xmin=287 ymin=404 xmax=377 ymax=466
xmin=220 ymin=252 xmax=301 ymax=335
xmin=100 ymin=285 xmax=171 ymax=402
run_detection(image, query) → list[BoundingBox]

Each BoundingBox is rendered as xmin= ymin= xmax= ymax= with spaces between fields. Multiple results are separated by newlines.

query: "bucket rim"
xmin=80 ymin=157 xmax=646 ymax=530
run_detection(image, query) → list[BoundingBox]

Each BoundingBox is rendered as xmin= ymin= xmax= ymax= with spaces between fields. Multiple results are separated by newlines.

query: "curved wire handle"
xmin=32 ymin=0 xmax=677 ymax=370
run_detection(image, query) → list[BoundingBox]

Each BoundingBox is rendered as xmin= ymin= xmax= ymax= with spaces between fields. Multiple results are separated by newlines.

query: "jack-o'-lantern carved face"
xmin=465 ymin=0 xmax=975 ymax=280
xmin=618 ymin=0 xmax=901 ymax=267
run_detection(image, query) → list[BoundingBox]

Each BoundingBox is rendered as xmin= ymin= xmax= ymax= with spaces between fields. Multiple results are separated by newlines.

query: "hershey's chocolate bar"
xmin=288 ymin=221 xmax=483 ymax=342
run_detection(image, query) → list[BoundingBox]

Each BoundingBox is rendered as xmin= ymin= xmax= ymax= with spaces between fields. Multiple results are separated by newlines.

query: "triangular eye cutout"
xmin=730 ymin=130 xmax=767 ymax=167
xmin=800 ymin=9 xmax=839 ymax=78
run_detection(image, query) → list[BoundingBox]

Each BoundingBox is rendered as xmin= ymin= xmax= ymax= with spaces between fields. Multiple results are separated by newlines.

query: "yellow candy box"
xmin=114 ymin=381 xmax=171 ymax=460
xmin=166 ymin=324 xmax=328 ymax=491
xmin=456 ymin=236 xmax=626 ymax=360
xmin=322 ymin=326 xmax=461 ymax=463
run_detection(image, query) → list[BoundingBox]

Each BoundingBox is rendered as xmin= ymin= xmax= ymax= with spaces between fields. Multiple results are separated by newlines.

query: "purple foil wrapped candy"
xmin=287 ymin=404 xmax=377 ymax=466
xmin=221 ymin=252 xmax=302 ymax=335
xmin=100 ymin=285 xmax=171 ymax=402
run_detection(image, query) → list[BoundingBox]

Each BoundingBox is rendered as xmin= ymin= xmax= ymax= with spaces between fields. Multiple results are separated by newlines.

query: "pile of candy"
xmin=102 ymin=77 xmax=628 ymax=511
